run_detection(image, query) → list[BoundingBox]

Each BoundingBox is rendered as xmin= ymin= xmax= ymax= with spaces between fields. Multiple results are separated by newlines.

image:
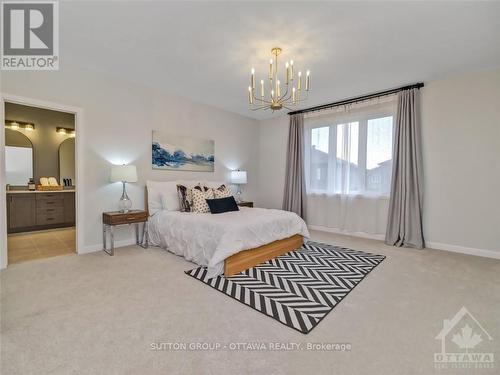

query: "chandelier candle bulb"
xmin=285 ymin=62 xmax=289 ymax=84
xmin=260 ymin=80 xmax=264 ymax=97
xmin=251 ymin=68 xmax=255 ymax=89
xmin=298 ymin=71 xmax=302 ymax=90
xmin=292 ymin=87 xmax=296 ymax=103
xmin=271 ymin=89 xmax=274 ymax=99
xmin=306 ymin=70 xmax=310 ymax=91
xmin=290 ymin=60 xmax=294 ymax=80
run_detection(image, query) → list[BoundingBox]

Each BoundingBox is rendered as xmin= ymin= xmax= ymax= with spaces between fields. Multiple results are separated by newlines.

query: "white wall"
xmin=257 ymin=68 xmax=500 ymax=255
xmin=420 ymin=69 xmax=500 ymax=253
xmin=1 ymin=67 xmax=259 ymax=258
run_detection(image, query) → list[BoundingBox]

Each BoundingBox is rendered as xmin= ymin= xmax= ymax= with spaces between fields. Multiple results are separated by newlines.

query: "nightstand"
xmin=237 ymin=201 xmax=254 ymax=208
xmin=102 ymin=210 xmax=148 ymax=255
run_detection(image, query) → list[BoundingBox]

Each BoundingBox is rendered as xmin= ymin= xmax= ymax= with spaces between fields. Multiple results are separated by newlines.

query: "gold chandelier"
xmin=248 ymin=47 xmax=310 ymax=111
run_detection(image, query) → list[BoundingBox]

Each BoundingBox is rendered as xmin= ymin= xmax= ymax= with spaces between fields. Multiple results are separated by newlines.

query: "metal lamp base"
xmin=235 ymin=186 xmax=243 ymax=203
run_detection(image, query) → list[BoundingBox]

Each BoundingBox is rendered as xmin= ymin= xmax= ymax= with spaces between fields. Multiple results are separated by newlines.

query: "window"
xmin=366 ymin=116 xmax=393 ymax=193
xmin=305 ymin=104 xmax=395 ymax=196
xmin=309 ymin=126 xmax=329 ymax=190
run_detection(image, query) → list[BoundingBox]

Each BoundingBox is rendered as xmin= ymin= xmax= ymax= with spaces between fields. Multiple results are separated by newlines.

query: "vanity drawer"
xmin=37 ymin=206 xmax=64 ymax=216
xmin=36 ymin=212 xmax=65 ymax=225
xmin=36 ymin=193 xmax=65 ymax=201
xmin=36 ymin=198 xmax=64 ymax=209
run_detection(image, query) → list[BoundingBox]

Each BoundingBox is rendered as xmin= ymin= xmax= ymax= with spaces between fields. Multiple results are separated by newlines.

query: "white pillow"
xmin=146 ymin=180 xmax=165 ymax=215
xmin=147 ymin=180 xmax=184 ymax=214
xmin=159 ymin=181 xmax=181 ymax=211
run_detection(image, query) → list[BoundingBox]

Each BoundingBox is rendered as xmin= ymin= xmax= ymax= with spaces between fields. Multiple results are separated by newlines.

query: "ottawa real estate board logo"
xmin=1 ymin=1 xmax=59 ymax=70
xmin=434 ymin=306 xmax=494 ymax=370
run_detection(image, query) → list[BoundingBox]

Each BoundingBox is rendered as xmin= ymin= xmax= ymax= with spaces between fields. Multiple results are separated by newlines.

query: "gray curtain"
xmin=385 ymin=88 xmax=425 ymax=249
xmin=282 ymin=113 xmax=307 ymax=219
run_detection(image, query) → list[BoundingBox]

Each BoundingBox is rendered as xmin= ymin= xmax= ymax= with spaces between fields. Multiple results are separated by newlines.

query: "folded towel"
xmin=48 ymin=177 xmax=58 ymax=186
xmin=40 ymin=177 xmax=49 ymax=186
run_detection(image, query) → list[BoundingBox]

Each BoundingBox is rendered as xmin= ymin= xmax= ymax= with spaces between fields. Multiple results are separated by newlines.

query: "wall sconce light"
xmin=5 ymin=120 xmax=35 ymax=131
xmin=56 ymin=127 xmax=74 ymax=135
xmin=56 ymin=127 xmax=75 ymax=137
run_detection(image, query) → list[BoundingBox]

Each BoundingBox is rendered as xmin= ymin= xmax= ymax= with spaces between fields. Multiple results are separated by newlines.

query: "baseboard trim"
xmin=426 ymin=241 xmax=500 ymax=260
xmin=308 ymin=225 xmax=500 ymax=260
xmin=308 ymin=225 xmax=385 ymax=241
xmin=78 ymin=238 xmax=137 ymax=255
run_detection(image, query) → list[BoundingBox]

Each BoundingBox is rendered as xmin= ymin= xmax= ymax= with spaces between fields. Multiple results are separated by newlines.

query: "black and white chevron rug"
xmin=185 ymin=241 xmax=385 ymax=334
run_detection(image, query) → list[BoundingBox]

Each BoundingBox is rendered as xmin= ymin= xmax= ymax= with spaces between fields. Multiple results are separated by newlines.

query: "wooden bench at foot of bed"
xmin=224 ymin=234 xmax=303 ymax=276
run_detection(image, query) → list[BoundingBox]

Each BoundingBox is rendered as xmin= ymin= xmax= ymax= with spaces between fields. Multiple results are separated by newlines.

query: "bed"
xmin=146 ymin=180 xmax=309 ymax=278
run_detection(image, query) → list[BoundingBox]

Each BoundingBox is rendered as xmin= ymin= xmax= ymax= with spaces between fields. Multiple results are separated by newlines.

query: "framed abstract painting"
xmin=152 ymin=131 xmax=215 ymax=172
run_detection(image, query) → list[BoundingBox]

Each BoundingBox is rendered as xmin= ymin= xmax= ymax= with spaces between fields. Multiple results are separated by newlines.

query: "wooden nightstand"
xmin=237 ymin=201 xmax=254 ymax=208
xmin=102 ymin=210 xmax=148 ymax=255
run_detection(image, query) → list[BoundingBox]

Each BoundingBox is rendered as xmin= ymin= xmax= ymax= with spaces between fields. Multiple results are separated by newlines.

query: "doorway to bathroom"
xmin=4 ymin=102 xmax=77 ymax=264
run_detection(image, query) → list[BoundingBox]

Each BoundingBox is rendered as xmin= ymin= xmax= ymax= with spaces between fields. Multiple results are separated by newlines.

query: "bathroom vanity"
xmin=6 ymin=190 xmax=75 ymax=233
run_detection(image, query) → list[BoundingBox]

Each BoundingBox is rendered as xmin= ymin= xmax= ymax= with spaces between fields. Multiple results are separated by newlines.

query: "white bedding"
xmin=148 ymin=207 xmax=310 ymax=277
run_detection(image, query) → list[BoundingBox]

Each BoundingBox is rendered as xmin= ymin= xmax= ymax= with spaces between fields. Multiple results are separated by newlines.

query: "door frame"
xmin=0 ymin=93 xmax=84 ymax=269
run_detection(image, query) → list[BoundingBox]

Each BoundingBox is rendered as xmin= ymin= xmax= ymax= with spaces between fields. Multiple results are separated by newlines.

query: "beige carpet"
xmin=1 ymin=230 xmax=499 ymax=375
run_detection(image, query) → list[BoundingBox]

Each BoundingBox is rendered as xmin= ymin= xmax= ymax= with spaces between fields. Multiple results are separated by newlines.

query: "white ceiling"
xmin=60 ymin=1 xmax=500 ymax=120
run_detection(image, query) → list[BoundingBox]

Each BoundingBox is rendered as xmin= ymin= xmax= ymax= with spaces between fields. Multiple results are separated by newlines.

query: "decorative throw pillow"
xmin=206 ymin=196 xmax=239 ymax=214
xmin=213 ymin=184 xmax=232 ymax=199
xmin=191 ymin=187 xmax=215 ymax=213
xmin=177 ymin=183 xmax=207 ymax=212
xmin=176 ymin=184 xmax=192 ymax=212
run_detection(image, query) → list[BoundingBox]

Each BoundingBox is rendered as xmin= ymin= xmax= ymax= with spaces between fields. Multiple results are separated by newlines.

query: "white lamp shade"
xmin=230 ymin=170 xmax=247 ymax=184
xmin=110 ymin=164 xmax=138 ymax=183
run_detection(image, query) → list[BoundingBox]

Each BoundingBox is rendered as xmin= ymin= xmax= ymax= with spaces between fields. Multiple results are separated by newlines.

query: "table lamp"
xmin=110 ymin=164 xmax=138 ymax=212
xmin=230 ymin=170 xmax=247 ymax=203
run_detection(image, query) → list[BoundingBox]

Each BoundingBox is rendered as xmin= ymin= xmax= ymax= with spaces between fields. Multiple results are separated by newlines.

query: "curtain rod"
xmin=288 ymin=82 xmax=424 ymax=116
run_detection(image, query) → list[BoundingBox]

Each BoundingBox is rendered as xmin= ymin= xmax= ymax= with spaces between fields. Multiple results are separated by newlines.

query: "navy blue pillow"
xmin=206 ymin=196 xmax=240 ymax=214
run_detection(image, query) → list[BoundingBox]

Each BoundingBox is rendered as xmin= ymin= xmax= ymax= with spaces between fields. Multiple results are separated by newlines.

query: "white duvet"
xmin=148 ymin=207 xmax=309 ymax=277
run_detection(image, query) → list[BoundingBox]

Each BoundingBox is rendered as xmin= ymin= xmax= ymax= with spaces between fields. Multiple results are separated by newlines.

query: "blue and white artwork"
xmin=152 ymin=131 xmax=215 ymax=172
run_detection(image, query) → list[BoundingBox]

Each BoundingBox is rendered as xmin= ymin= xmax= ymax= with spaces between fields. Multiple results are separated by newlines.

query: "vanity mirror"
xmin=59 ymin=138 xmax=75 ymax=186
xmin=5 ymin=128 xmax=34 ymax=186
